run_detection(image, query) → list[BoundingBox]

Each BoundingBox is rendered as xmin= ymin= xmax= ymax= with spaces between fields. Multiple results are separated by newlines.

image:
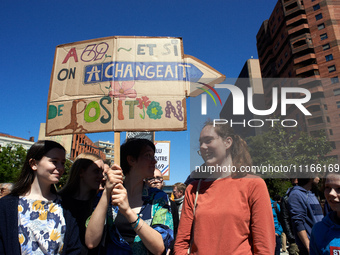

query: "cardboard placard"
xmin=46 ymin=36 xmax=224 ymax=136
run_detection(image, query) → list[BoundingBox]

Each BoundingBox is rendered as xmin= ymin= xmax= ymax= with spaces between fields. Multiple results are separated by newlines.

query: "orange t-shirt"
xmin=173 ymin=175 xmax=275 ymax=255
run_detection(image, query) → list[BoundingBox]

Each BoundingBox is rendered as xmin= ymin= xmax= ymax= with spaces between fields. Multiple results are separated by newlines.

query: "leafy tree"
xmin=0 ymin=144 xmax=27 ymax=183
xmin=246 ymin=124 xmax=334 ymax=197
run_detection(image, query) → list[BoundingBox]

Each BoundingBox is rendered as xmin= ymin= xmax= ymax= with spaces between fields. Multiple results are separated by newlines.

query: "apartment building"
xmin=94 ymin=140 xmax=115 ymax=165
xmin=256 ymin=0 xmax=340 ymax=159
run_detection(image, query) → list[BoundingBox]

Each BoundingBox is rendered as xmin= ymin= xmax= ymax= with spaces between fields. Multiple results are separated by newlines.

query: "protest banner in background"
xmin=126 ymin=131 xmax=154 ymax=142
xmin=155 ymin=141 xmax=170 ymax=180
xmin=46 ymin=36 xmax=225 ymax=136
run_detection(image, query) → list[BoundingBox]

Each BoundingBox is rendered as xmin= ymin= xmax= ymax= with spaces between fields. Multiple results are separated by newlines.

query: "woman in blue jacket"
xmin=310 ymin=171 xmax=340 ymax=255
xmin=0 ymin=140 xmax=81 ymax=254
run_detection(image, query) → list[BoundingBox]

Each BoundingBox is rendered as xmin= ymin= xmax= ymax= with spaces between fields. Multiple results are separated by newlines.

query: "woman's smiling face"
xmin=32 ymin=148 xmax=66 ymax=185
xmin=199 ymin=125 xmax=229 ymax=167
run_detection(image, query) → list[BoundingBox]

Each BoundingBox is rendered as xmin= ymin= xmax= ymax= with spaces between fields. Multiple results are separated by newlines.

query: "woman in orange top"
xmin=174 ymin=122 xmax=275 ymax=255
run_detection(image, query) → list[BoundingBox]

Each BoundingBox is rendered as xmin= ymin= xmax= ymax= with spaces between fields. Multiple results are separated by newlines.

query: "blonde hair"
xmin=173 ymin=182 xmax=186 ymax=193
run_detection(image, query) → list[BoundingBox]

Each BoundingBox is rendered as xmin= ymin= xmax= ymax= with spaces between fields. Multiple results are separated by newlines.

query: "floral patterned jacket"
xmin=0 ymin=194 xmax=81 ymax=255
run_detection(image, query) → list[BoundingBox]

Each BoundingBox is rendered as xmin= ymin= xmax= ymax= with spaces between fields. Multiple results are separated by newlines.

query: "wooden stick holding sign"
xmin=114 ymin=132 xmax=120 ymax=166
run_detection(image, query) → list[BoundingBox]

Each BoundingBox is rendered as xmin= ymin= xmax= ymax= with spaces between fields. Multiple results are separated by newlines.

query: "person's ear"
xmin=29 ymin=159 xmax=38 ymax=170
xmin=223 ymin=137 xmax=233 ymax=150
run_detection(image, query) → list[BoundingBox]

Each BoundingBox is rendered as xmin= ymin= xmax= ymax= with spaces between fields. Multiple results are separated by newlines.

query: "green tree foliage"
xmin=246 ymin=124 xmax=334 ymax=197
xmin=0 ymin=144 xmax=27 ymax=182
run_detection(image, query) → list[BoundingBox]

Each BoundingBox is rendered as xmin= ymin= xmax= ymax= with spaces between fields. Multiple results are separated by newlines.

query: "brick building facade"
xmin=256 ymin=0 xmax=340 ymax=160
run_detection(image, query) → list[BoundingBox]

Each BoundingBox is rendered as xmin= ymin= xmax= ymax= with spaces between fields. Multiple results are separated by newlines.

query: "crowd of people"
xmin=0 ymin=122 xmax=339 ymax=254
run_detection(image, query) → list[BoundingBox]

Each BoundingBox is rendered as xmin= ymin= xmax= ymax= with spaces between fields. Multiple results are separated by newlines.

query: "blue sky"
xmin=0 ymin=0 xmax=276 ymax=184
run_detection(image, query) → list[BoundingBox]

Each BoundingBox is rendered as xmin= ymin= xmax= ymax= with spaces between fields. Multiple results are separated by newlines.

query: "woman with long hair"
xmin=85 ymin=138 xmax=174 ymax=255
xmin=174 ymin=122 xmax=275 ymax=254
xmin=0 ymin=140 xmax=81 ymax=254
xmin=59 ymin=152 xmax=104 ymax=254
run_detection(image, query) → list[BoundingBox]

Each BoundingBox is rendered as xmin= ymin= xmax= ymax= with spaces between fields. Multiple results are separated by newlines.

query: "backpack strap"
xmin=188 ymin=179 xmax=202 ymax=254
xmin=193 ymin=179 xmax=202 ymax=215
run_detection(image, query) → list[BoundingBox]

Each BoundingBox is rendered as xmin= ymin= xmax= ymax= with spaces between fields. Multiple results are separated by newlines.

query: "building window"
xmin=322 ymin=43 xmax=330 ymax=50
xmin=334 ymin=88 xmax=340 ymax=96
xmin=330 ymin=129 xmax=333 ymax=135
xmin=324 ymin=104 xmax=328 ymax=110
xmin=329 ymin=65 xmax=336 ymax=73
xmin=331 ymin=76 xmax=339 ymax=84
xmin=331 ymin=141 xmax=336 ymax=149
xmin=320 ymin=33 xmax=328 ymax=40
xmin=318 ymin=23 xmax=325 ymax=30
xmin=327 ymin=116 xmax=331 ymax=122
xmin=315 ymin=13 xmax=322 ymax=20
xmin=315 ymin=13 xmax=323 ymax=20
xmin=337 ymin=101 xmax=340 ymax=108
xmin=308 ymin=116 xmax=324 ymax=125
xmin=326 ymin=54 xmax=334 ymax=61
xmin=313 ymin=4 xmax=320 ymax=11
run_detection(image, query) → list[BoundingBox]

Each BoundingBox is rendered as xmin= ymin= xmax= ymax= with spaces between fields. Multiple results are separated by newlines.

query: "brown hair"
xmin=11 ymin=140 xmax=66 ymax=196
xmin=58 ymin=153 xmax=102 ymax=198
xmin=204 ymin=121 xmax=252 ymax=174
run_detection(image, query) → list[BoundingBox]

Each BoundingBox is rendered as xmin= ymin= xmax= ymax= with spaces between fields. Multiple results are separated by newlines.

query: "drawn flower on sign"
xmin=109 ymin=81 xmax=137 ymax=100
xmin=136 ymin=96 xmax=151 ymax=119
xmin=147 ymin=101 xmax=163 ymax=120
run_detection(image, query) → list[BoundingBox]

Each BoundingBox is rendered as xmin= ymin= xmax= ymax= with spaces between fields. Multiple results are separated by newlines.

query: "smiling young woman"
xmin=0 ymin=140 xmax=81 ymax=255
xmin=174 ymin=122 xmax=275 ymax=255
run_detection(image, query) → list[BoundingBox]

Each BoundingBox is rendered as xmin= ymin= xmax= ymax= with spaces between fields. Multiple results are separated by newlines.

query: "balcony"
xmin=291 ymin=36 xmax=314 ymax=55
xmin=288 ymin=24 xmax=309 ymax=36
xmin=307 ymin=85 xmax=324 ymax=94
xmin=286 ymin=14 xmax=307 ymax=26
xmin=296 ymin=64 xmax=319 ymax=75
xmin=285 ymin=3 xmax=305 ymax=17
xmin=294 ymin=53 xmax=316 ymax=65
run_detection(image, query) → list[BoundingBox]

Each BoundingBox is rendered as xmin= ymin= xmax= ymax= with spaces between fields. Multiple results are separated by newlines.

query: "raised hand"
xmin=104 ymin=164 xmax=124 ymax=192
